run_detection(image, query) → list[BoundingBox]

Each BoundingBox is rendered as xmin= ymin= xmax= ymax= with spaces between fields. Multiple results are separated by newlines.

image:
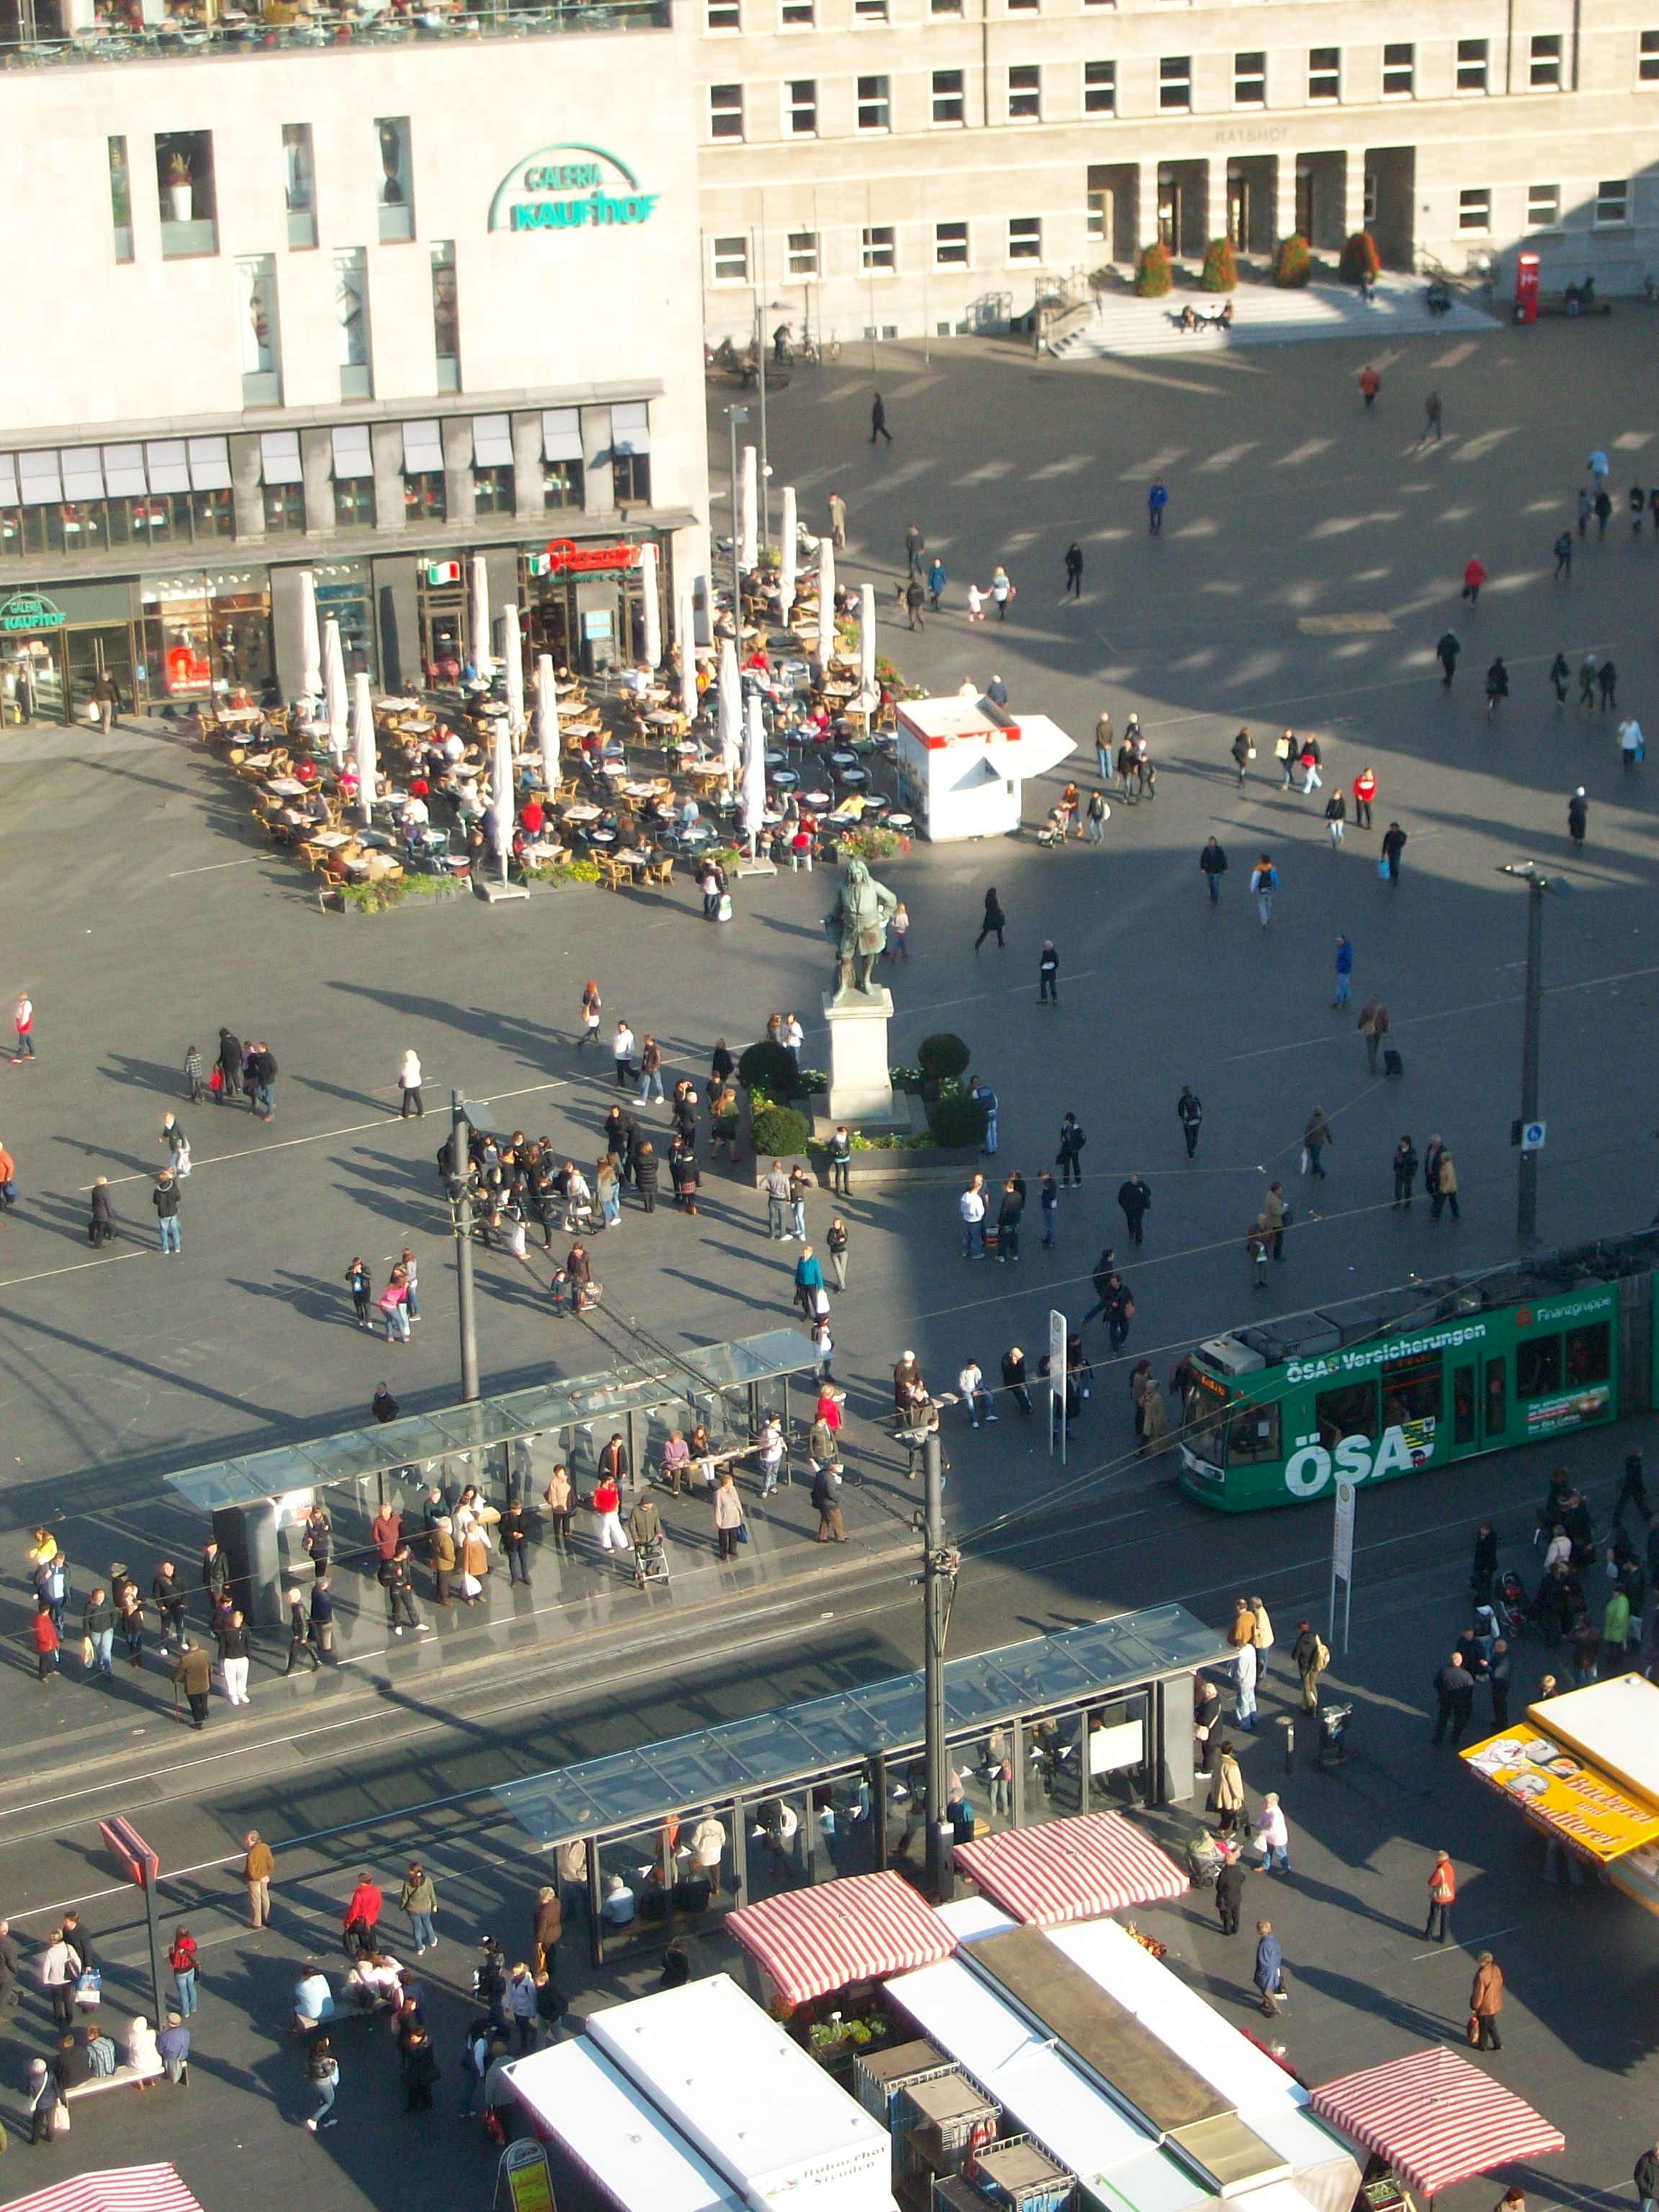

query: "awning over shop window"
xmin=1310 ymin=2047 xmax=1564 ymax=2202
xmin=0 ymin=456 xmax=17 ymax=507
xmin=186 ymin=436 xmax=233 ymax=492
xmin=728 ymin=1873 xmax=955 ymax=2004
xmin=542 ymin=407 xmax=583 ymax=462
xmin=145 ymin=440 xmax=192 ymax=494
xmin=472 ymin=413 xmax=514 ymax=467
xmin=258 ymin=431 xmax=302 ymax=487
xmin=331 ymin=424 xmax=374 ymax=480
xmin=17 ymin=451 xmax=63 ymax=505
xmin=403 ymin=418 xmax=444 ymax=475
xmin=611 ymin=400 xmax=650 ymax=454
xmin=953 ymin=1812 xmax=1188 ymax=1928
xmin=102 ymin=446 xmax=148 ymax=498
xmin=60 ymin=448 xmax=105 ymax=502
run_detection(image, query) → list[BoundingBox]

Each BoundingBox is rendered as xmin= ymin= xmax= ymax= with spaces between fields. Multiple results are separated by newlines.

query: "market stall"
xmin=1309 ymin=2047 xmax=1564 ymax=2203
xmin=893 ymin=693 xmax=1076 ymax=842
xmin=728 ymin=1870 xmax=956 ymax=2005
xmin=0 ymin=2167 xmax=207 ymax=2212
xmin=953 ymin=1811 xmax=1189 ymax=1927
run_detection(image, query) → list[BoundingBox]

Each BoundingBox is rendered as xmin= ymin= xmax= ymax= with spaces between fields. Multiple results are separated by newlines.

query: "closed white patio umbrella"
xmin=718 ymin=635 xmax=742 ymax=786
xmin=298 ymin=567 xmax=322 ymax=703
xmin=638 ymin=542 xmax=662 ymax=667
xmin=351 ymin=671 xmax=376 ymax=824
xmin=492 ymin=715 xmax=515 ymax=880
xmin=502 ymin=603 xmax=526 ymax=739
xmin=739 ymin=445 xmax=758 ymax=572
xmin=741 ymin=689 xmax=768 ymax=853
xmin=536 ymin=652 xmax=560 ymax=797
xmin=780 ymin=487 xmax=797 ymax=617
xmin=469 ymin=554 xmax=493 ymax=682
xmin=817 ymin=535 xmax=836 ymax=658
xmin=859 ymin=582 xmax=877 ymax=697
xmin=678 ymin=593 xmax=698 ymax=725
xmin=323 ymin=616 xmax=349 ymax=763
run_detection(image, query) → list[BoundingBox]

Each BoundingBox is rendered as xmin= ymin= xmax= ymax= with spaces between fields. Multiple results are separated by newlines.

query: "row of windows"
xmin=710 ymin=177 xmax=1635 ymax=280
xmin=108 ymin=118 xmax=420 ymax=264
xmin=708 ymin=34 xmax=1609 ymax=133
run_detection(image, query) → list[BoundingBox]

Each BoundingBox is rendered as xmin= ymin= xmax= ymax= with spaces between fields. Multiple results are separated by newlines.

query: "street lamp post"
xmin=921 ymin=1427 xmax=958 ymax=1903
xmin=1498 ymin=862 xmax=1573 ymax=1241
xmin=449 ymin=1089 xmax=480 ymax=1402
xmin=725 ymin=403 xmax=747 ymax=648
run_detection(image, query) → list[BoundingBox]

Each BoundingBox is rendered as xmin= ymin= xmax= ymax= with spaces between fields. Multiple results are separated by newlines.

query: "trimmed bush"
xmin=917 ymin=1033 xmax=971 ymax=1082
xmin=1199 ymin=237 xmax=1237 ymax=293
xmin=1339 ymin=230 xmax=1381 ymax=285
xmin=1274 ymin=233 xmax=1311 ymax=289
xmin=737 ymin=1040 xmax=799 ymax=1101
xmin=929 ymin=1093 xmax=989 ymax=1148
xmin=751 ymin=1101 xmax=812 ymax=1157
xmin=1134 ymin=241 xmax=1172 ymax=299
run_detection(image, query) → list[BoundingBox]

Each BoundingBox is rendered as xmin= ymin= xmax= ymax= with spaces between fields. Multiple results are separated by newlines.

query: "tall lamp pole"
xmin=449 ymin=1089 xmax=480 ymax=1402
xmin=921 ymin=1427 xmax=959 ymax=1903
xmin=725 ymin=404 xmax=748 ymax=644
xmin=1498 ymin=862 xmax=1572 ymax=1241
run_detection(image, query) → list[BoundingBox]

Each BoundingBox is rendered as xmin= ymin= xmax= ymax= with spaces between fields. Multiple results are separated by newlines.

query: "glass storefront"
xmin=139 ymin=567 xmax=273 ymax=701
xmin=315 ymin=557 xmax=375 ymax=682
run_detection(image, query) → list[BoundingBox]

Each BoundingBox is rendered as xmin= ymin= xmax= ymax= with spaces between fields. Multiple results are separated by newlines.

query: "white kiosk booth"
xmin=894 ymin=694 xmax=1076 ymax=842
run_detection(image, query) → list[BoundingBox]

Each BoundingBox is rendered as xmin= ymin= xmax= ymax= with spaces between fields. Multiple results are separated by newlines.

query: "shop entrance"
xmin=521 ymin=567 xmax=577 ymax=672
xmin=416 ymin=580 xmax=466 ymax=689
xmin=65 ymin=624 xmax=136 ymax=722
xmin=1156 ymin=163 xmax=1208 ymax=259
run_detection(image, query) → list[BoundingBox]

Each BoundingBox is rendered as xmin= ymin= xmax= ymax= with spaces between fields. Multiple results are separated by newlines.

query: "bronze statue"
xmin=824 ymin=857 xmax=898 ymax=998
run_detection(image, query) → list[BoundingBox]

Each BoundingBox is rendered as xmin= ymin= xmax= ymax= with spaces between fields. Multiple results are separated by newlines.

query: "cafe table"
xmin=621 ymin=781 xmax=666 ymax=801
xmin=611 ymin=847 xmax=654 ymax=876
xmin=560 ymin=801 xmax=601 ymax=823
xmin=264 ymin=776 xmax=307 ymax=799
xmin=309 ymin=828 xmax=355 ymax=850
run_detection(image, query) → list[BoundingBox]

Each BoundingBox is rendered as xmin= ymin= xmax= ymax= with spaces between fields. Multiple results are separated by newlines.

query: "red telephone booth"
xmin=1514 ymin=251 xmax=1540 ymax=325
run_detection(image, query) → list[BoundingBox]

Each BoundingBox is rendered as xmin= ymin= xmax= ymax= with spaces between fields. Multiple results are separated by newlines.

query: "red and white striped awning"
xmin=1311 ymin=2046 xmax=1565 ymax=2200
xmin=1 ymin=2166 xmax=206 ymax=2212
xmin=727 ymin=1871 xmax=956 ymax=2003
xmin=953 ymin=1812 xmax=1187 ymax=1927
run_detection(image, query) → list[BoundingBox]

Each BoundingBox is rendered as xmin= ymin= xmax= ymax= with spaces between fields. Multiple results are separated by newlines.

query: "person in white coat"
xmin=1233 ymin=1638 xmax=1259 ymax=1731
xmin=1256 ymin=1792 xmax=1290 ymax=1873
xmin=397 ymin=1050 xmax=423 ymax=1120
xmin=1250 ymin=1596 xmax=1275 ymax=1682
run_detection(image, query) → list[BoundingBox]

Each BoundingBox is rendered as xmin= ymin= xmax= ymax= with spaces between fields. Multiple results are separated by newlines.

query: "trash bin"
xmin=1318 ymin=1702 xmax=1353 ymax=1767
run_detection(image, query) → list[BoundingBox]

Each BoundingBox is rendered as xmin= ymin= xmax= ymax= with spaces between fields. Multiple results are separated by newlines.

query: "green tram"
xmin=1177 ymin=1231 xmax=1659 ymax=1513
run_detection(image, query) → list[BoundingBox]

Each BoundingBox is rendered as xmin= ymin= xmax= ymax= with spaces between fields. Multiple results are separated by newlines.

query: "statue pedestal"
xmin=823 ymin=989 xmax=895 ymax=1124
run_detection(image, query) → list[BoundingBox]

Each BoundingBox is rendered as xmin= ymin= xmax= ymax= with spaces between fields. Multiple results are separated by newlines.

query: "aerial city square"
xmin=0 ymin=1 xmax=1654 ymax=2208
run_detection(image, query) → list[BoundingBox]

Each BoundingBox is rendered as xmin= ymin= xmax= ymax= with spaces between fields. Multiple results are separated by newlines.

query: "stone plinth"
xmin=823 ymin=987 xmax=894 ymax=1124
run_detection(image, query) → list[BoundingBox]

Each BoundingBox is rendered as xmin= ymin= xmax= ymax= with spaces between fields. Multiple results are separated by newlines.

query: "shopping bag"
xmin=1299 ymin=1149 xmax=1311 ymax=1176
xmin=1377 ymin=856 xmax=1390 ymax=881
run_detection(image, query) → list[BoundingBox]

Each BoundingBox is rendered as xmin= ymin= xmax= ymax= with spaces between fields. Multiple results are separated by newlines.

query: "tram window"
xmin=1315 ymin=1382 xmax=1377 ymax=1447
xmin=1381 ymin=1349 xmax=1442 ymax=1429
xmin=1452 ymin=1364 xmax=1475 ymax=1445
xmin=1516 ymin=1334 xmax=1562 ymax=1399
xmin=1225 ymin=1401 xmax=1280 ymax=1465
xmin=1564 ymin=1321 xmax=1610 ymax=1386
xmin=1485 ymin=1357 xmax=1506 ymax=1436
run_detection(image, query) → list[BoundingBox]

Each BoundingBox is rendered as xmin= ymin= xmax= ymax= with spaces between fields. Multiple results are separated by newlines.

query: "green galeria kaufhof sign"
xmin=488 ymin=143 xmax=658 ymax=235
xmin=0 ymin=592 xmax=66 ymax=634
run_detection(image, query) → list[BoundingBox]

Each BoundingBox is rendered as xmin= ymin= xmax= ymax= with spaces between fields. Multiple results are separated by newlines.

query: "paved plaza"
xmin=0 ymin=314 xmax=1654 ymax=2207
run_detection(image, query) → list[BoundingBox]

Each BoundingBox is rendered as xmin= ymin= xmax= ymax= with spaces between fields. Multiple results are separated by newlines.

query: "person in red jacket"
xmin=1424 ymin=1849 xmax=1455 ymax=1944
xmin=32 ymin=1608 xmax=59 ymax=1682
xmin=1352 ymin=766 xmax=1377 ymax=830
xmin=343 ymin=1874 xmax=382 ymax=1960
xmin=1462 ymin=557 xmax=1486 ymax=605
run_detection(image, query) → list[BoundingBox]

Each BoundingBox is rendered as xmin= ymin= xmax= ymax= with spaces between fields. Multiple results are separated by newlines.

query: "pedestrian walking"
xmin=1381 ymin=821 xmax=1406 ymax=881
xmin=12 ymin=992 xmax=33 ymax=1062
xmin=1485 ymin=655 xmax=1509 ymax=711
xmin=1231 ymin=727 xmax=1253 ymax=786
xmin=1553 ymin=531 xmax=1573 ymax=580
xmin=1358 ymin=363 xmax=1380 ymax=408
xmin=1038 ymin=939 xmax=1059 ymax=1002
xmin=1118 ymin=1174 xmax=1151 ymax=1247
xmin=400 ymin=1863 xmax=438 ymax=1954
xmin=171 ymin=1638 xmax=211 ymax=1727
xmin=1253 ymin=1922 xmax=1287 ymax=2014
xmin=1635 ymin=2144 xmax=1659 ymax=2212
xmin=1233 ymin=1637 xmax=1258 ymax=1730
xmin=1578 ymin=652 xmax=1599 ymax=708
xmin=577 ymin=980 xmax=602 ymax=1047
xmin=1599 ymin=657 xmax=1619 ymax=710
xmin=1614 ymin=1451 xmax=1653 ymax=1528
xmin=1595 ymin=487 xmax=1613 ymax=538
xmin=1291 ymin=1619 xmax=1328 ymax=1711
xmin=1215 ymin=1848 xmax=1246 ymax=1935
xmin=305 ymin=2036 xmax=341 ymax=2131
xmin=1302 ymin=1107 xmax=1331 ymax=1181
xmin=1298 ymin=734 xmax=1323 ymax=794
xmin=1469 ymin=1952 xmax=1503 ymax=2050
xmin=397 ymin=1049 xmax=423 ymax=1118
xmin=1056 ymin=1112 xmax=1087 ymax=1187
xmin=1275 ymin=729 xmax=1297 ymax=788
xmin=1177 ymin=1086 xmax=1203 ymax=1158
xmin=1325 ymin=788 xmax=1346 ymax=846
xmin=904 ymin=576 xmax=925 ymax=630
xmin=869 ymin=392 xmax=891 ymax=444
xmin=153 ymin=1167 xmax=181 ymax=1254
xmin=1431 ymin=1148 xmax=1460 ymax=1220
xmin=904 ymin=523 xmax=925 ymax=572
xmin=974 ymin=887 xmax=1006 ymax=950
xmin=1550 ymin=649 xmax=1570 ymax=703
xmin=811 ymin=1458 xmax=846 ymax=1542
xmin=1437 ymin=631 xmax=1460 ymax=686
xmin=1619 ymin=716 xmax=1645 ymax=770
xmin=1147 ymin=479 xmax=1168 ymax=534
xmin=1578 ymin=487 xmax=1592 ymax=539
xmin=1200 ymin=836 xmax=1228 ymax=904
xmin=1420 ymin=390 xmax=1444 ymax=444
xmin=927 ymin=557 xmax=946 ymax=610
xmin=1462 ymin=556 xmax=1486 ymax=605
xmin=1249 ymin=854 xmax=1277 ymax=928
xmin=1084 ymin=786 xmax=1107 ymax=842
xmin=611 ymin=1021 xmax=636 ymax=1089
xmin=1332 ymin=934 xmax=1354 ymax=1007
xmin=1431 ymin=1652 xmax=1475 ymax=1745
xmin=827 ymin=490 xmax=847 ymax=548
xmin=1391 ymin=1133 xmax=1419 ymax=1207
xmin=1424 ymin=1848 xmax=1456 ymax=1941
xmin=989 ymin=565 xmax=1014 ymax=619
xmin=1064 ymin=541 xmax=1084 ymax=598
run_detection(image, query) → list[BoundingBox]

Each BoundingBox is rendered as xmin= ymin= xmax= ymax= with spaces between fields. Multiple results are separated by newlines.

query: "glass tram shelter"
xmin=163 ymin=1328 xmax=819 ymax=1625
xmin=493 ymin=1603 xmax=1228 ymax=1964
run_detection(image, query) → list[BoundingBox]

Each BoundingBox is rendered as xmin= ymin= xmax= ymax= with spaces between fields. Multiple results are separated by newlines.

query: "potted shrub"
xmin=1134 ymin=240 xmax=1172 ymax=298
xmin=751 ymin=1100 xmax=812 ymax=1159
xmin=1274 ymin=233 xmax=1310 ymax=289
xmin=916 ymin=1033 xmax=971 ymax=1083
xmin=1339 ymin=230 xmax=1381 ymax=286
xmin=166 ymin=149 xmax=193 ymax=224
xmin=928 ymin=1092 xmax=989 ymax=1148
xmin=737 ymin=1039 xmax=799 ymax=1103
xmin=1199 ymin=237 xmax=1237 ymax=293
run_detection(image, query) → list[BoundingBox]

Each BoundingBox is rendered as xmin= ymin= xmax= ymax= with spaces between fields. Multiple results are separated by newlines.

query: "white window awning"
xmin=0 ymin=457 xmax=17 ymax=508
xmin=59 ymin=447 xmax=106 ymax=501
xmin=102 ymin=445 xmax=148 ymax=498
xmin=17 ymin=450 xmax=64 ymax=505
xmin=403 ymin=418 xmax=444 ymax=475
xmin=259 ymin=431 xmax=303 ymax=486
xmin=472 ymin=413 xmax=513 ymax=467
xmin=145 ymin=439 xmax=192 ymax=494
xmin=187 ymin=436 xmax=232 ymax=491
xmin=541 ymin=407 xmax=583 ymax=463
xmin=331 ymin=423 xmax=374 ymax=480
xmin=611 ymin=400 xmax=650 ymax=455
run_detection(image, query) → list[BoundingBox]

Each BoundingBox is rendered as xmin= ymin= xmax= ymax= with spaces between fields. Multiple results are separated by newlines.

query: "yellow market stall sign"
xmin=1462 ymin=1725 xmax=1659 ymax=1861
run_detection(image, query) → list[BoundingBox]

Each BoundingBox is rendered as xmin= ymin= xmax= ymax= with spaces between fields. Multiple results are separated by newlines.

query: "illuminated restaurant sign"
xmin=489 ymin=145 xmax=657 ymax=235
xmin=0 ymin=591 xmax=66 ymax=633
xmin=541 ymin=539 xmax=641 ymax=575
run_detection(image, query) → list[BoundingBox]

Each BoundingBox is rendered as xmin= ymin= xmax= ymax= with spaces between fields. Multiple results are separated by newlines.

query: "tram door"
xmin=1451 ymin=1356 xmax=1506 ymax=1456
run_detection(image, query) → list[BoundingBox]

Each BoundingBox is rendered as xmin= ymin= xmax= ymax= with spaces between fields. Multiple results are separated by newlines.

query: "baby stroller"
xmin=633 ymin=1532 xmax=670 ymax=1589
xmin=1185 ymin=1828 xmax=1223 ymax=1889
xmin=549 ymin=1269 xmax=601 ymax=1317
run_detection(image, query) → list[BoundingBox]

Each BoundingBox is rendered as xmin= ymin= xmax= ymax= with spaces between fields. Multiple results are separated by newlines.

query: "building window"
xmin=932 ymin=67 xmax=966 ymax=122
xmin=1159 ymin=55 xmax=1190 ymax=108
xmin=706 ymin=0 xmax=739 ymax=26
xmin=261 ymin=431 xmax=306 ymax=534
xmin=1008 ymin=215 xmax=1042 ymax=259
xmin=156 ymin=130 xmax=217 ymax=258
xmin=405 ymin=473 xmax=446 ymax=523
xmin=431 ymin=242 xmax=459 ymax=392
xmin=861 ymin=225 xmax=896 ymax=271
xmin=334 ymin=248 xmax=371 ymax=400
xmin=1596 ymin=178 xmax=1629 ymax=225
xmin=781 ymin=0 xmax=813 ymax=20
xmin=1455 ymin=39 xmax=1488 ymax=90
xmin=1007 ymin=0 xmax=1038 ymax=12
xmin=331 ymin=425 xmax=375 ymax=530
xmin=709 ymin=84 xmax=745 ymax=139
xmin=376 ymin=117 xmax=414 ymax=242
xmin=1234 ymin=50 xmax=1265 ymax=104
xmin=1529 ymin=32 xmax=1563 ymax=84
xmin=1527 ymin=182 xmax=1561 ymax=228
xmin=1007 ymin=63 xmax=1041 ymax=117
xmin=853 ymin=0 xmax=889 ymax=18
xmin=283 ymin=124 xmax=317 ymax=249
xmin=1642 ymin=29 xmax=1659 ymax=78
xmin=1382 ymin=42 xmax=1414 ymax=95
xmin=787 ymin=229 xmax=819 ymax=276
xmin=1084 ymin=0 xmax=1115 ymax=9
xmin=472 ymin=466 xmax=514 ymax=516
xmin=471 ymin=414 xmax=515 ymax=516
xmin=712 ymin=234 xmax=749 ymax=282
xmin=1308 ymin=46 xmax=1339 ymax=99
xmin=1084 ymin=58 xmax=1116 ymax=111
xmin=611 ymin=402 xmax=652 ymax=507
xmin=932 ymin=0 xmax=964 ymax=12
xmin=858 ymin=74 xmax=891 ymax=128
xmin=1457 ymin=188 xmax=1491 ymax=231
xmin=935 ymin=219 xmax=969 ymax=264
xmin=109 ymin=137 xmax=133 ymax=264
xmin=236 ymin=255 xmax=282 ymax=406
xmin=786 ymin=79 xmax=819 ymax=132
xmin=542 ymin=408 xmax=585 ymax=511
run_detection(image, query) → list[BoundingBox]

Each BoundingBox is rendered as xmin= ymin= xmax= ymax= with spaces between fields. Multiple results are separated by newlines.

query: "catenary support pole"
xmin=922 ymin=1428 xmax=958 ymax=1902
xmin=451 ymin=1090 xmax=480 ymax=1403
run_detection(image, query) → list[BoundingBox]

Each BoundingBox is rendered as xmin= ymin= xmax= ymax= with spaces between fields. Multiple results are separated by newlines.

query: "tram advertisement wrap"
xmin=1523 ymin=1383 xmax=1611 ymax=1437
xmin=1282 ymin=1422 xmax=1434 ymax=1500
